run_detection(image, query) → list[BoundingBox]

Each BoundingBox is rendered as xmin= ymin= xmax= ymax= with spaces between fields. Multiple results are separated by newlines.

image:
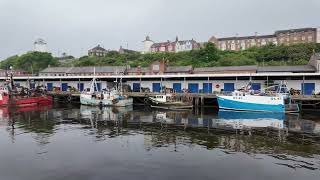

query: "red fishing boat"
xmin=0 ymin=69 xmax=53 ymax=107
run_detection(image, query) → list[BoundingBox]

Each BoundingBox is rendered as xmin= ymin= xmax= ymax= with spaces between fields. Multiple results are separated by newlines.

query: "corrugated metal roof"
xmin=275 ymin=28 xmax=316 ymax=35
xmin=258 ymin=65 xmax=316 ymax=72
xmin=40 ymin=67 xmax=73 ymax=73
xmin=194 ymin=65 xmax=258 ymax=72
xmin=166 ymin=66 xmax=193 ymax=72
xmin=68 ymin=66 xmax=126 ymax=74
xmin=127 ymin=67 xmax=149 ymax=73
xmin=218 ymin=35 xmax=275 ymax=41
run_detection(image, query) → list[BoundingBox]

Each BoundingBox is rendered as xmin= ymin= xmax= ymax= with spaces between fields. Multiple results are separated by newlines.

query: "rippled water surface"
xmin=0 ymin=104 xmax=320 ymax=180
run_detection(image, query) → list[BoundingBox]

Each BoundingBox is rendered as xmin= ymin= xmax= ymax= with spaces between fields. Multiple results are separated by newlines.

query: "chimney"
xmin=160 ymin=58 xmax=166 ymax=74
xmin=137 ymin=66 xmax=141 ymax=75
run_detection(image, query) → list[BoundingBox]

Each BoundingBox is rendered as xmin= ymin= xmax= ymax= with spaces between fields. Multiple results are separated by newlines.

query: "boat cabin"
xmin=153 ymin=94 xmax=175 ymax=103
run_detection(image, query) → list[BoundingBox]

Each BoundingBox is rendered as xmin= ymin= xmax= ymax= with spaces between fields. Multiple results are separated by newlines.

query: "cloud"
xmin=0 ymin=0 xmax=319 ymax=59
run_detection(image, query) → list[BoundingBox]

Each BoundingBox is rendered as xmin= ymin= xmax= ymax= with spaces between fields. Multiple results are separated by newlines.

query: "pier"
xmin=47 ymin=91 xmax=320 ymax=110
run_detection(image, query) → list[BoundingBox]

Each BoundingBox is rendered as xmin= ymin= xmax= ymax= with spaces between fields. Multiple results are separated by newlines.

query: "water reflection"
xmin=217 ymin=110 xmax=284 ymax=130
xmin=1 ymin=104 xmax=320 ymax=179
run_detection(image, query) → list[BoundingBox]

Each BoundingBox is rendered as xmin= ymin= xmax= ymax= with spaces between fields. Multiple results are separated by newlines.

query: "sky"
xmin=0 ymin=0 xmax=319 ymax=59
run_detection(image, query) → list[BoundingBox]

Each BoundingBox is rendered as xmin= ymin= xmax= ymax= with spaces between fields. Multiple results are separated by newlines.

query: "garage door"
xmin=61 ymin=83 xmax=68 ymax=91
xmin=77 ymin=83 xmax=84 ymax=92
xmin=301 ymin=83 xmax=315 ymax=95
xmin=152 ymin=83 xmax=161 ymax=93
xmin=203 ymin=83 xmax=213 ymax=93
xmin=133 ymin=83 xmax=140 ymax=92
xmin=188 ymin=83 xmax=199 ymax=93
xmin=224 ymin=83 xmax=234 ymax=92
xmin=47 ymin=83 xmax=53 ymax=91
xmin=251 ymin=83 xmax=261 ymax=91
xmin=173 ymin=83 xmax=182 ymax=93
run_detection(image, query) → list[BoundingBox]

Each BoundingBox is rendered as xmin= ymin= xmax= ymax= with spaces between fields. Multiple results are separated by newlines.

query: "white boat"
xmin=217 ymin=90 xmax=285 ymax=112
xmin=101 ymin=89 xmax=133 ymax=107
xmin=80 ymin=77 xmax=133 ymax=107
xmin=149 ymin=94 xmax=193 ymax=110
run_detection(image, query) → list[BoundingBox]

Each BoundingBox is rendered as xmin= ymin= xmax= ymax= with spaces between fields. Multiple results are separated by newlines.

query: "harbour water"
xmin=0 ymin=104 xmax=320 ymax=180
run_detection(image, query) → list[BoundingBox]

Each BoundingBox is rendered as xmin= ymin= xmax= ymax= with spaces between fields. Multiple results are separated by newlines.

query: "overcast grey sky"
xmin=0 ymin=0 xmax=319 ymax=59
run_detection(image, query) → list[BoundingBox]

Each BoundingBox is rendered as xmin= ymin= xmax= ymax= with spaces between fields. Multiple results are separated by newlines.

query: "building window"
xmin=231 ymin=43 xmax=235 ymax=50
xmin=308 ymin=36 xmax=313 ymax=42
xmin=153 ymin=65 xmax=160 ymax=71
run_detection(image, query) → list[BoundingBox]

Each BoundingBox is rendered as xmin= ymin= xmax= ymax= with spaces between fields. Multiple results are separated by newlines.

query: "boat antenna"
xmin=10 ymin=66 xmax=14 ymax=90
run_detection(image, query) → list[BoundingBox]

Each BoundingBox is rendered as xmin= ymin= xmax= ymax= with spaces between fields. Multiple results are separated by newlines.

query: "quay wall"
xmin=3 ymin=79 xmax=320 ymax=94
xmin=1 ymin=73 xmax=320 ymax=94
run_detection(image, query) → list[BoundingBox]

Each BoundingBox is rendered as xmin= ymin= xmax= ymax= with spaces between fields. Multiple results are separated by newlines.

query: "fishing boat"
xmin=217 ymin=81 xmax=299 ymax=113
xmin=80 ymin=77 xmax=104 ymax=106
xmin=80 ymin=78 xmax=133 ymax=107
xmin=265 ymin=81 xmax=300 ymax=113
xmin=217 ymin=91 xmax=285 ymax=112
xmin=101 ymin=89 xmax=133 ymax=107
xmin=149 ymin=94 xmax=193 ymax=110
xmin=0 ymin=69 xmax=52 ymax=107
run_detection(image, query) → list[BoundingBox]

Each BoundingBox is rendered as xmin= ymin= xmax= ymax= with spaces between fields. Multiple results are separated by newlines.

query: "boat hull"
xmin=81 ymin=96 xmax=133 ymax=107
xmin=80 ymin=97 xmax=102 ymax=106
xmin=12 ymin=96 xmax=53 ymax=107
xmin=0 ymin=95 xmax=53 ymax=107
xmin=102 ymin=98 xmax=133 ymax=107
xmin=149 ymin=100 xmax=193 ymax=110
xmin=0 ymin=94 xmax=9 ymax=106
xmin=217 ymin=95 xmax=285 ymax=112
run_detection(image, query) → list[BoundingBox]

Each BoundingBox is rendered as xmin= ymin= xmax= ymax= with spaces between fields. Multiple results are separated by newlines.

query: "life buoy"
xmin=215 ymin=84 xmax=220 ymax=89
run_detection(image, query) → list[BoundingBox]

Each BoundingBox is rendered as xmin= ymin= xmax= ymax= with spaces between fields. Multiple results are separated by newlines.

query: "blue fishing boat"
xmin=217 ymin=91 xmax=285 ymax=112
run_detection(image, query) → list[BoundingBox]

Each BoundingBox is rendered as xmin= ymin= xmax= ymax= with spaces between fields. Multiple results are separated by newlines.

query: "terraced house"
xmin=143 ymin=36 xmax=200 ymax=53
xmin=209 ymin=27 xmax=320 ymax=51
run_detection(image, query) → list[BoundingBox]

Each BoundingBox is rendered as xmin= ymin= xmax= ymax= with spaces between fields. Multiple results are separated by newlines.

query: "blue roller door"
xmin=47 ymin=83 xmax=53 ymax=91
xmin=224 ymin=83 xmax=234 ymax=92
xmin=173 ymin=83 xmax=182 ymax=93
xmin=77 ymin=83 xmax=84 ymax=92
xmin=188 ymin=83 xmax=199 ymax=93
xmin=61 ymin=83 xmax=68 ymax=91
xmin=133 ymin=83 xmax=140 ymax=92
xmin=301 ymin=83 xmax=315 ymax=95
xmin=203 ymin=83 xmax=212 ymax=93
xmin=251 ymin=83 xmax=261 ymax=91
xmin=152 ymin=83 xmax=161 ymax=93
xmin=94 ymin=83 xmax=101 ymax=91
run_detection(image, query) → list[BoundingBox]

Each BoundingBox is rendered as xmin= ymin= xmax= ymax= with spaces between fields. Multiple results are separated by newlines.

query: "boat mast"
xmin=9 ymin=66 xmax=14 ymax=90
xmin=90 ymin=67 xmax=97 ymax=93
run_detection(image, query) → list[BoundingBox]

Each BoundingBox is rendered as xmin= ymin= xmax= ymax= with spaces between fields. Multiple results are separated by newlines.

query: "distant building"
xmin=56 ymin=53 xmax=75 ymax=64
xmin=175 ymin=38 xmax=200 ymax=52
xmin=0 ymin=69 xmax=30 ymax=77
xmin=142 ymin=36 xmax=154 ymax=54
xmin=39 ymin=53 xmax=320 ymax=77
xmin=88 ymin=45 xmax=108 ymax=57
xmin=143 ymin=36 xmax=200 ymax=53
xmin=33 ymin=38 xmax=48 ymax=52
xmin=118 ymin=46 xmax=138 ymax=54
xmin=209 ymin=27 xmax=320 ymax=51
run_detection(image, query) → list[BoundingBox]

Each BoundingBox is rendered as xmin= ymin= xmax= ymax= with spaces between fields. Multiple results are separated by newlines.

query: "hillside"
xmin=1 ymin=43 xmax=320 ymax=73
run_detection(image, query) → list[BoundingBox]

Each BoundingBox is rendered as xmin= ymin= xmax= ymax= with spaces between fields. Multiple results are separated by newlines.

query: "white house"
xmin=142 ymin=36 xmax=154 ymax=54
xmin=175 ymin=39 xmax=199 ymax=52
